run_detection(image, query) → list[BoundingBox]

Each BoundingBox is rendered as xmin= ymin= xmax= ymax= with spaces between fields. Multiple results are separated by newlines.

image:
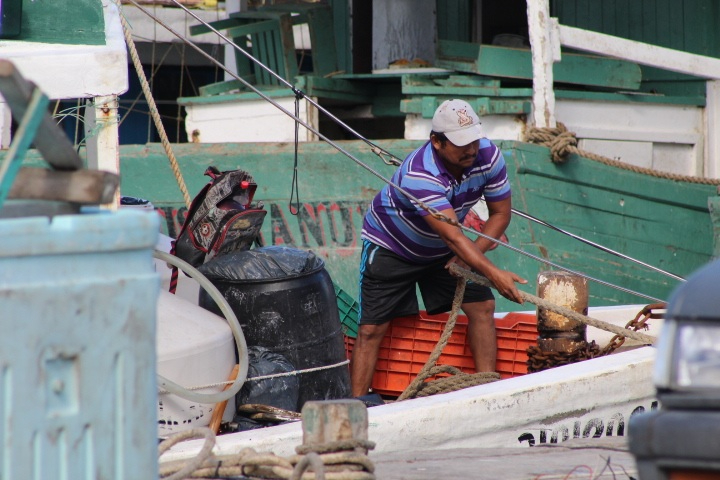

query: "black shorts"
xmin=358 ymin=241 xmax=494 ymax=325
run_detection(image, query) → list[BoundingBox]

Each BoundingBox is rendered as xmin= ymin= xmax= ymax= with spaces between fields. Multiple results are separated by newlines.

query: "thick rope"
xmin=524 ymin=122 xmax=720 ymax=186
xmin=158 ymin=428 xmax=216 ymax=480
xmin=448 ymin=264 xmax=656 ymax=345
xmin=117 ymin=3 xmax=193 ymax=208
xmin=396 ymin=265 xmax=655 ymax=400
xmin=397 ymin=278 xmax=501 ymax=401
xmin=158 ymin=428 xmax=376 ymax=480
xmin=409 ymin=366 xmax=500 ymax=398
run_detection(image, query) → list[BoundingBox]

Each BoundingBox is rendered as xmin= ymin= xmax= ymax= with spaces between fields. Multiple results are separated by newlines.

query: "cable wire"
xmin=127 ymin=0 xmax=669 ymax=303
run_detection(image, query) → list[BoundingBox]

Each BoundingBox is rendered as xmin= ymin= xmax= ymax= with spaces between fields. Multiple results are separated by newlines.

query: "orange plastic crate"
xmin=344 ymin=311 xmax=538 ymax=397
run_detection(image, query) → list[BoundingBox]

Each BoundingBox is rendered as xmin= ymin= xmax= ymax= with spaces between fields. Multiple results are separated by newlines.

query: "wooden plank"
xmin=0 ymin=90 xmax=49 ymax=208
xmin=306 ymin=6 xmax=339 ymax=76
xmin=710 ymin=196 xmax=720 ymax=258
xmin=436 ymin=40 xmax=643 ymax=90
xmin=223 ymin=19 xmax=283 ymax=40
xmin=401 ymin=96 xmax=531 ymax=117
xmin=198 ymin=78 xmax=256 ymax=97
xmin=188 ymin=17 xmax=244 ymax=37
xmin=276 ymin=13 xmax=299 ymax=80
xmin=177 ymin=87 xmax=300 ymax=106
xmin=527 ymin=0 xmax=558 ymax=127
xmin=434 ymin=75 xmax=501 ymax=87
xmin=9 ymin=167 xmax=119 ymax=205
xmin=401 ymin=74 xmax=531 ymax=97
xmin=558 ymin=24 xmax=720 ymax=80
xmin=0 ymin=60 xmax=82 ymax=171
xmin=707 ymin=80 xmax=720 ymax=178
xmin=295 ymin=76 xmax=375 ymax=103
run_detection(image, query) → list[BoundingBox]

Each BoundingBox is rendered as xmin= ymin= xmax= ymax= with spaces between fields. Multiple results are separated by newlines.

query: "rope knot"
xmin=524 ymin=122 xmax=578 ymax=163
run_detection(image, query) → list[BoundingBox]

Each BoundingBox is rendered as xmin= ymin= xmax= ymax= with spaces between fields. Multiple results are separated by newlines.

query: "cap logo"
xmin=456 ymin=109 xmax=473 ymax=127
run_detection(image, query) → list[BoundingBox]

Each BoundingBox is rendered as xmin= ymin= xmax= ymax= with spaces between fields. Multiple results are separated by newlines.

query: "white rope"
xmin=158 ymin=359 xmax=350 ymax=396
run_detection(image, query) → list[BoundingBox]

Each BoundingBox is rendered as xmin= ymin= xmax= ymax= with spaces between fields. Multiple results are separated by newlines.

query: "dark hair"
xmin=430 ymin=130 xmax=448 ymax=143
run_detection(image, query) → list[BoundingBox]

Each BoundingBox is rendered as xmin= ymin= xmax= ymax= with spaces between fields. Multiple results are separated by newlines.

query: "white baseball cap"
xmin=431 ymin=99 xmax=482 ymax=146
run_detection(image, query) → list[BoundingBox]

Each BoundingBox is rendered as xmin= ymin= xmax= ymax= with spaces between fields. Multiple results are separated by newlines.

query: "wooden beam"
xmin=710 ymin=196 xmax=720 ymax=258
xmin=0 ymin=60 xmax=82 ymax=171
xmin=526 ymin=0 xmax=557 ymax=128
xmin=188 ymin=17 xmax=242 ymax=36
xmin=706 ymin=80 xmax=720 ymax=179
xmin=401 ymin=74 xmax=531 ymax=97
xmin=296 ymin=76 xmax=375 ymax=103
xmin=436 ymin=40 xmax=642 ymax=90
xmin=198 ymin=78 xmax=256 ymax=97
xmin=401 ymin=97 xmax=531 ymax=117
xmin=558 ymin=24 xmax=720 ymax=80
xmin=178 ymin=87 xmax=300 ymax=106
xmin=9 ymin=167 xmax=119 ymax=205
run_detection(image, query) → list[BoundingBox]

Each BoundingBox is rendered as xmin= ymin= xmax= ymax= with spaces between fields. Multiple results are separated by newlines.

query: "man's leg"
xmin=462 ymin=299 xmax=497 ymax=372
xmin=350 ymin=322 xmax=390 ymax=397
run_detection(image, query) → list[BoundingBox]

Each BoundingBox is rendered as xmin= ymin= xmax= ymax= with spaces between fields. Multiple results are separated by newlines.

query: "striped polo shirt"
xmin=361 ymin=138 xmax=510 ymax=263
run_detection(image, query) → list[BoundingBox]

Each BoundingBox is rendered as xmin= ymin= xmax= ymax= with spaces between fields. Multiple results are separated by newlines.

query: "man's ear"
xmin=430 ymin=135 xmax=443 ymax=150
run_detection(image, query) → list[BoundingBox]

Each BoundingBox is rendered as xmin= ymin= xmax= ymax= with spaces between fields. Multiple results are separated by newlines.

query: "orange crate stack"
xmin=344 ymin=311 xmax=538 ymax=397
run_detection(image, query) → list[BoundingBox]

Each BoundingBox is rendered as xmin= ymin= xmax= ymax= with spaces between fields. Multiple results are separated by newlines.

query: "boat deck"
xmin=370 ymin=437 xmax=636 ymax=479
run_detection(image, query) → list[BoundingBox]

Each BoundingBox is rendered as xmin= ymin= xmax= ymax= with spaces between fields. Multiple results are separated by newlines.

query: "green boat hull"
xmin=108 ymin=139 xmax=718 ymax=312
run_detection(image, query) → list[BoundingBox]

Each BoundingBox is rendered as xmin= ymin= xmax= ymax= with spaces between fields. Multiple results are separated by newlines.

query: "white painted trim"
xmin=555 ymin=99 xmax=704 ymax=145
xmin=568 ymin=129 xmax=702 ymax=146
xmin=85 ymin=95 xmax=120 ymax=208
xmin=526 ymin=0 xmax=556 ymax=128
xmin=705 ymin=80 xmax=720 ymax=179
xmin=0 ymin=0 xmax=128 ymax=100
xmin=0 ymin=102 xmax=10 ymax=149
xmin=558 ymin=24 xmax=720 ymax=80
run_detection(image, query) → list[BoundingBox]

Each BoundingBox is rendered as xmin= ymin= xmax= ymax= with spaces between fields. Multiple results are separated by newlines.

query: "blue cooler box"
xmin=0 ymin=210 xmax=160 ymax=479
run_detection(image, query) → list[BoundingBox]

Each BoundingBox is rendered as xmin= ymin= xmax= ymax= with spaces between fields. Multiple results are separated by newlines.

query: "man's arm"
xmin=472 ymin=197 xmax=512 ymax=253
xmin=423 ymin=205 xmax=526 ymax=304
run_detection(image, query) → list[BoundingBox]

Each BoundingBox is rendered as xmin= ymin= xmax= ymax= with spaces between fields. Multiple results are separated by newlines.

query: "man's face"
xmin=431 ymin=136 xmax=479 ymax=173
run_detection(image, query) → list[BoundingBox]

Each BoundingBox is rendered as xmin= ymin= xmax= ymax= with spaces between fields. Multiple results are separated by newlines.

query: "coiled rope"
xmin=158 ymin=427 xmax=376 ymax=480
xmin=397 ymin=278 xmax=501 ymax=401
xmin=524 ymin=122 xmax=720 ymax=186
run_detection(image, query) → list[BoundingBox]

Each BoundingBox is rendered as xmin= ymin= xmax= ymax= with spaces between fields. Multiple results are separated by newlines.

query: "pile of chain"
xmin=526 ymin=303 xmax=665 ymax=373
xmin=159 ymin=428 xmax=376 ymax=480
xmin=526 ymin=342 xmax=602 ymax=373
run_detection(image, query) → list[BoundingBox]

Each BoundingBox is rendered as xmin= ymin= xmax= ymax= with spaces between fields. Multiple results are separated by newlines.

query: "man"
xmin=350 ymin=99 xmax=527 ymax=397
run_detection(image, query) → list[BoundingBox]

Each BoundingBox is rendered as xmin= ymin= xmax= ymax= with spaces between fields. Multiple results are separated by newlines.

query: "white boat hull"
xmin=161 ymin=345 xmax=656 ymax=460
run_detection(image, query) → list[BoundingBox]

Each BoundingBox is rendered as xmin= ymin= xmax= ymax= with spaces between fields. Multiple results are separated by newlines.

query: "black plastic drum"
xmin=198 ymin=246 xmax=350 ymax=410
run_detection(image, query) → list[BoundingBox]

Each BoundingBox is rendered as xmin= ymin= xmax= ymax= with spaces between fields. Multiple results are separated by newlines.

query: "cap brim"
xmin=444 ymin=124 xmax=482 ymax=147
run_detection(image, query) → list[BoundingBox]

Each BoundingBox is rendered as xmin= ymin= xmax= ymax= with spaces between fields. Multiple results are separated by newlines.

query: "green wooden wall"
xmin=552 ymin=0 xmax=720 ymax=96
xmin=16 ymin=0 xmax=105 ymax=45
xmin=19 ymin=139 xmax=717 ymax=311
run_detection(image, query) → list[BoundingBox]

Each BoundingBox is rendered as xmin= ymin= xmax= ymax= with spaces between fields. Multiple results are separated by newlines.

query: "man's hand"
xmin=488 ymin=269 xmax=527 ymax=304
